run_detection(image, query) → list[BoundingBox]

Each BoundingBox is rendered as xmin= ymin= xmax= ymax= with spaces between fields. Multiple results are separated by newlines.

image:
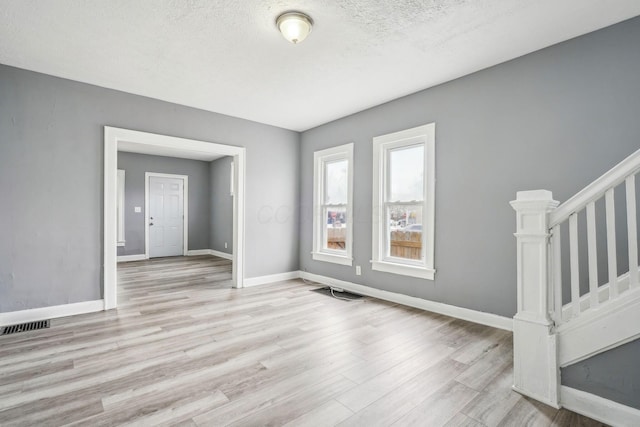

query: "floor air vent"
xmin=1 ymin=320 xmax=50 ymax=335
xmin=311 ymin=287 xmax=364 ymax=301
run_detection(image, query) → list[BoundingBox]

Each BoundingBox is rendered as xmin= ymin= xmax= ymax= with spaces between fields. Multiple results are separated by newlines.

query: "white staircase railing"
xmin=549 ymin=149 xmax=640 ymax=326
xmin=510 ymin=148 xmax=640 ymax=408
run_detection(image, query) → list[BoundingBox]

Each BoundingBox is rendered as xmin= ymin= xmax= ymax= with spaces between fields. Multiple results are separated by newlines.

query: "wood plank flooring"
xmin=0 ymin=255 xmax=606 ymax=426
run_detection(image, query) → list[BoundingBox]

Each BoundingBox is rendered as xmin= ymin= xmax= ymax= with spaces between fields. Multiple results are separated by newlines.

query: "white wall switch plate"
xmin=356 ymin=265 xmax=361 ymax=275
xmin=224 ymin=242 xmax=228 ymax=248
xmin=134 ymin=207 xmax=142 ymax=213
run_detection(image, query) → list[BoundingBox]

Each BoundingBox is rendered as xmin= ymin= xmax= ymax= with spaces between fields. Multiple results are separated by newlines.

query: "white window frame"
xmin=117 ymin=169 xmax=126 ymax=247
xmin=372 ymin=123 xmax=436 ymax=280
xmin=312 ymin=143 xmax=354 ymax=266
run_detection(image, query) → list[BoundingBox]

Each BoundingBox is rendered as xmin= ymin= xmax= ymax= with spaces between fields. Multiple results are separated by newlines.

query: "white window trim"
xmin=312 ymin=143 xmax=354 ymax=266
xmin=372 ymin=123 xmax=436 ymax=280
xmin=116 ymin=169 xmax=126 ymax=247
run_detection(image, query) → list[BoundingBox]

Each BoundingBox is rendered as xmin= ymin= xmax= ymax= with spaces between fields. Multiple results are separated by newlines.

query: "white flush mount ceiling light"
xmin=276 ymin=11 xmax=313 ymax=44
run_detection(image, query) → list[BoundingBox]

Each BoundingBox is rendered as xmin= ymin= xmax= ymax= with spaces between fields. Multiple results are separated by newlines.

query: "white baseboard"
xmin=243 ymin=271 xmax=301 ymax=287
xmin=186 ymin=249 xmax=233 ymax=260
xmin=209 ymin=249 xmax=233 ymax=260
xmin=117 ymin=254 xmax=147 ymax=262
xmin=560 ymin=386 xmax=640 ymax=426
xmin=186 ymin=249 xmax=212 ymax=256
xmin=0 ymin=300 xmax=105 ymax=327
xmin=300 ymin=271 xmax=513 ymax=331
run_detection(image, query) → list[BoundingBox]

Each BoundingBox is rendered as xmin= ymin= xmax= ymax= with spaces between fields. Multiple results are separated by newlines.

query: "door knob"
xmin=149 ymin=222 xmax=154 ymax=226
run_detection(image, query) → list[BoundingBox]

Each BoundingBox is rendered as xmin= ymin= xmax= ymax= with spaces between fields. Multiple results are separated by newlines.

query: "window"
xmin=312 ymin=143 xmax=354 ymax=266
xmin=372 ymin=123 xmax=435 ymax=279
xmin=117 ymin=169 xmax=126 ymax=247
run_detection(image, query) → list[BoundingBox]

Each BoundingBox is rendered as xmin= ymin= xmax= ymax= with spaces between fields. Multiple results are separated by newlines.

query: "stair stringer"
xmin=557 ymin=285 xmax=640 ymax=367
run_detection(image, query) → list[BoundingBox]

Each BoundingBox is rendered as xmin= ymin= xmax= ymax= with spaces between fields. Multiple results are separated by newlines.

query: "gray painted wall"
xmin=209 ymin=156 xmax=234 ymax=255
xmin=0 ymin=63 xmax=299 ymax=312
xmin=116 ymin=152 xmax=211 ymax=256
xmin=562 ymin=338 xmax=640 ymax=410
xmin=300 ymin=16 xmax=640 ymax=319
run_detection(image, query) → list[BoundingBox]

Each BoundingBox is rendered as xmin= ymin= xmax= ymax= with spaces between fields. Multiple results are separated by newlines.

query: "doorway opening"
xmin=104 ymin=127 xmax=246 ymax=309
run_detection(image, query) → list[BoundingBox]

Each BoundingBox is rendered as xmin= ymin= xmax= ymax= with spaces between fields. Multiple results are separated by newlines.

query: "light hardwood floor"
xmin=0 ymin=255 xmax=606 ymax=426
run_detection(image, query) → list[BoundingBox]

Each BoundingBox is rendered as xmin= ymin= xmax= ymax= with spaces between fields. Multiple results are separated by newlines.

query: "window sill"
xmin=371 ymin=260 xmax=435 ymax=280
xmin=117 ymin=241 xmax=126 ymax=247
xmin=312 ymin=252 xmax=353 ymax=266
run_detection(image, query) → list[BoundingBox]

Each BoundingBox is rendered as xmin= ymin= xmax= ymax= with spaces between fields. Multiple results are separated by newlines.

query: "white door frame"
xmin=145 ymin=172 xmax=189 ymax=259
xmin=104 ymin=126 xmax=246 ymax=309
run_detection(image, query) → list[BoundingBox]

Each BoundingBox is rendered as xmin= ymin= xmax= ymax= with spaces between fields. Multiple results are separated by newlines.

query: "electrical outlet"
xmin=356 ymin=265 xmax=361 ymax=275
xmin=224 ymin=242 xmax=228 ymax=249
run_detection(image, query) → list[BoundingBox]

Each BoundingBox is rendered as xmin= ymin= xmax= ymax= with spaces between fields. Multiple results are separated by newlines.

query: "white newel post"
xmin=510 ymin=190 xmax=560 ymax=408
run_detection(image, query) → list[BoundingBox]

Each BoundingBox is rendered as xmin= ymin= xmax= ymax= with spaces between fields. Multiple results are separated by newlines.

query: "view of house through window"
xmin=324 ymin=159 xmax=348 ymax=250
xmin=313 ymin=143 xmax=354 ymax=266
xmin=387 ymin=144 xmax=425 ymax=261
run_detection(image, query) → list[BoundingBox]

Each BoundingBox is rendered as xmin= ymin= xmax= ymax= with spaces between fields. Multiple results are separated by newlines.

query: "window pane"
xmin=389 ymin=144 xmax=424 ymax=202
xmin=325 ymin=159 xmax=348 ymax=204
xmin=387 ymin=205 xmax=423 ymax=260
xmin=324 ymin=206 xmax=347 ymax=251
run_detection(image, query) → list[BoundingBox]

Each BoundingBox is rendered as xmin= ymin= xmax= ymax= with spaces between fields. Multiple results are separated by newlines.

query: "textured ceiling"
xmin=1 ymin=1 xmax=640 ymax=131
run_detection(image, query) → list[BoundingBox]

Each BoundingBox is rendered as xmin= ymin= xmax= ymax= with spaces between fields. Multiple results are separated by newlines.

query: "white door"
xmin=149 ymin=176 xmax=184 ymax=258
